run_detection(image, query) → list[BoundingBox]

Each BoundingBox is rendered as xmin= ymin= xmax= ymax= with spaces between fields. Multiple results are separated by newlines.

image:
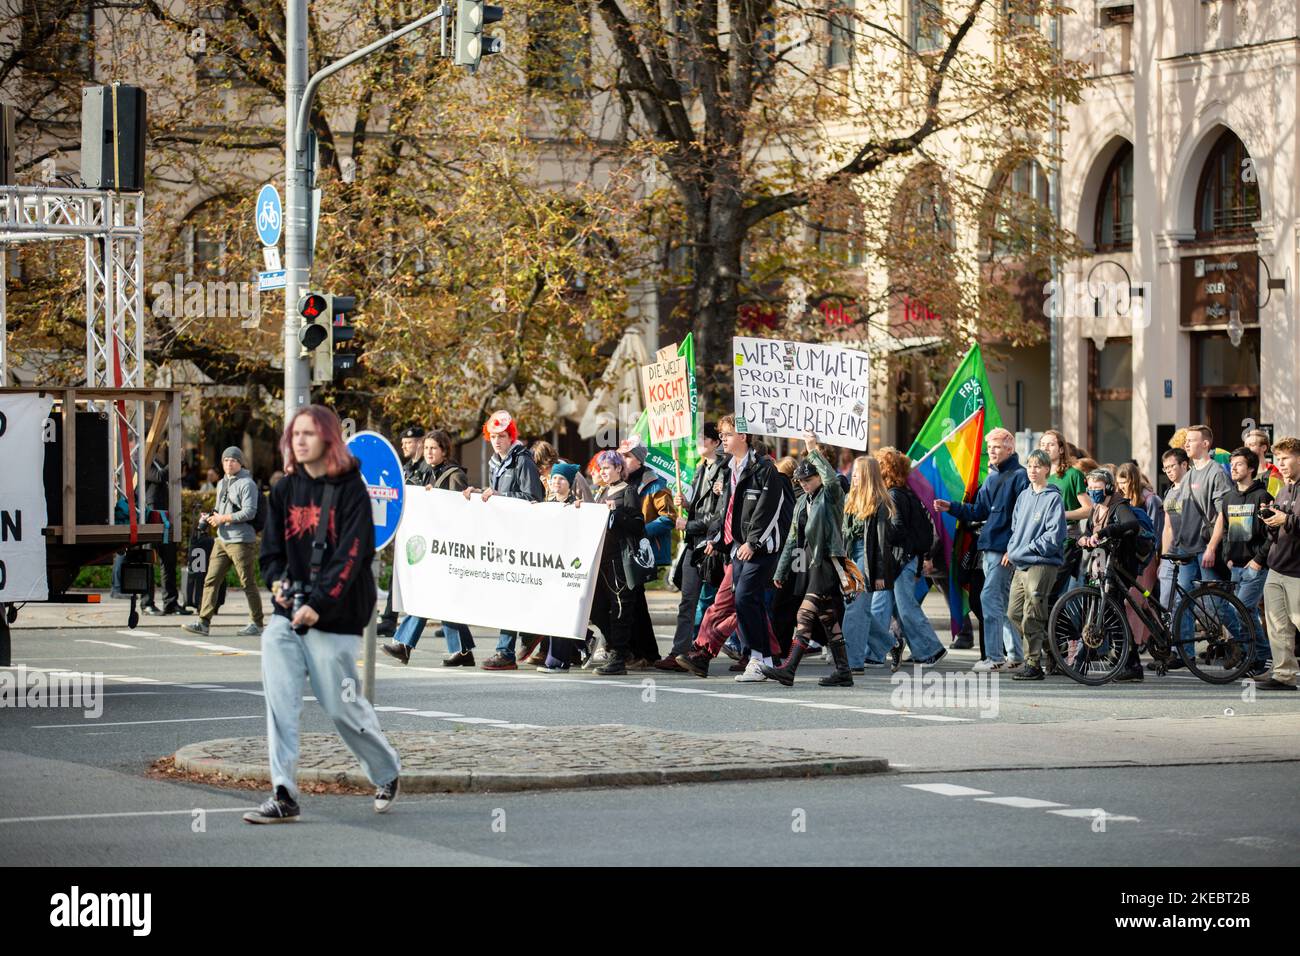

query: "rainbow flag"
xmin=907 ymin=407 xmax=985 ymax=636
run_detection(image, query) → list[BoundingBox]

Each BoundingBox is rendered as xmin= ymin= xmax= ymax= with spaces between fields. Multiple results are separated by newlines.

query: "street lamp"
xmin=1086 ymin=258 xmax=1144 ymax=352
xmin=1227 ymin=293 xmax=1244 ymax=348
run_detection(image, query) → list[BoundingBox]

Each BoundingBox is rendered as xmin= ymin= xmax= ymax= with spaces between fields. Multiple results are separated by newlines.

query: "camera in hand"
xmin=282 ymin=578 xmax=312 ymax=634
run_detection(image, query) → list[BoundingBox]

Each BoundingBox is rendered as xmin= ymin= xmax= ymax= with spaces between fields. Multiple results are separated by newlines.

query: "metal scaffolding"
xmin=0 ymin=185 xmax=147 ymax=521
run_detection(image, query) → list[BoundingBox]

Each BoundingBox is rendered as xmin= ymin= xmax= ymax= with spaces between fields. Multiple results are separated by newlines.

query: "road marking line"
xmin=177 ymin=683 xmax=223 ymax=689
xmin=374 ymin=706 xmax=417 ymax=712
xmin=131 ymin=632 xmax=258 ymax=655
xmin=1048 ymin=808 xmax=1140 ymax=822
xmin=33 ymin=715 xmax=263 ymax=729
xmin=903 ymin=783 xmax=994 ymax=797
xmin=902 ymin=714 xmax=972 ymax=722
xmin=0 ymin=807 xmax=254 ymax=825
xmin=407 ymin=710 xmax=464 ymax=718
xmin=442 ymin=717 xmax=509 ymax=725
xmin=76 ymin=639 xmax=136 ymax=649
xmin=118 ymin=630 xmax=161 ymax=638
xmin=975 ymin=796 xmax=1067 ymax=809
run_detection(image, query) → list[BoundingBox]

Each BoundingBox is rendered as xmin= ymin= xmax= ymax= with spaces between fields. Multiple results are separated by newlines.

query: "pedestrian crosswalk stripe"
xmin=903 ymin=783 xmax=994 ymax=796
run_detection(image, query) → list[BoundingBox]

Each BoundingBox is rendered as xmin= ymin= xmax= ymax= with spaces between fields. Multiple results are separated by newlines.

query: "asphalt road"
xmin=3 ymin=621 xmax=1298 ymax=866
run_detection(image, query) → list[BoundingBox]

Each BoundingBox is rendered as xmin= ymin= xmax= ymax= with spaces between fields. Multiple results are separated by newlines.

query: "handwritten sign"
xmin=641 ymin=350 xmax=691 ymax=444
xmin=732 ymin=336 xmax=871 ymax=450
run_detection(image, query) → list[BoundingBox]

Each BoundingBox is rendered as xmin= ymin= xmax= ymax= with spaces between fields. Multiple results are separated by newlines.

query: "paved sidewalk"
xmin=174 ymin=728 xmax=889 ymax=793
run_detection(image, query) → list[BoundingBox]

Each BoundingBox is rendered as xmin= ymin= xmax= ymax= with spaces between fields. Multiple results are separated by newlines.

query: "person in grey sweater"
xmin=1005 ymin=449 xmax=1066 ymax=681
xmin=184 ymin=446 xmax=264 ymax=636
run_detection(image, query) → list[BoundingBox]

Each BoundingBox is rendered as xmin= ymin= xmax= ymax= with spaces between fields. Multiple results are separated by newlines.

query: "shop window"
xmin=1089 ymin=337 xmax=1131 ymax=464
xmin=1095 ymin=142 xmax=1133 ymax=252
xmin=1195 ymin=129 xmax=1260 ymax=240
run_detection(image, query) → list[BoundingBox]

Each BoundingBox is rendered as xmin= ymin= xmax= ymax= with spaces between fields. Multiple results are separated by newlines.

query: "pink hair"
xmin=281 ymin=405 xmax=356 ymax=477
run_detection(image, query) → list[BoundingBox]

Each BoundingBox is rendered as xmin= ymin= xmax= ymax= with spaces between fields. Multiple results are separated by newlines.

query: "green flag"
xmin=633 ymin=333 xmax=700 ymax=489
xmin=905 ymin=344 xmax=1004 ymax=481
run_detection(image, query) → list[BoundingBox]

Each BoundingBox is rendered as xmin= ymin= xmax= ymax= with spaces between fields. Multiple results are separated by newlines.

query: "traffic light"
xmin=297 ymin=291 xmax=330 ymax=361
xmin=326 ymin=294 xmax=360 ymax=384
xmin=453 ymin=0 xmax=503 ymax=71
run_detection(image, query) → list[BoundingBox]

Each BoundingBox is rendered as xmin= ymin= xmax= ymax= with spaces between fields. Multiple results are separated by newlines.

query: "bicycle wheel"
xmin=1046 ymin=586 xmax=1133 ymax=686
xmin=1171 ymin=584 xmax=1258 ymax=684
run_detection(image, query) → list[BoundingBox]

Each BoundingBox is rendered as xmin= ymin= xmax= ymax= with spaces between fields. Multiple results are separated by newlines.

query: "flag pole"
xmin=910 ymin=406 xmax=986 ymax=470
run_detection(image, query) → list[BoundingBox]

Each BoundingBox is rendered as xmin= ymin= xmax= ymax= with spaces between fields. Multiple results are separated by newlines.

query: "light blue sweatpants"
xmin=261 ymin=614 xmax=400 ymax=801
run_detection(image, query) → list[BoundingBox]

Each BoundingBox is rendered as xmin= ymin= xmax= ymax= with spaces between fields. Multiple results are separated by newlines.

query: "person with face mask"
xmin=1079 ymin=468 xmax=1147 ymax=682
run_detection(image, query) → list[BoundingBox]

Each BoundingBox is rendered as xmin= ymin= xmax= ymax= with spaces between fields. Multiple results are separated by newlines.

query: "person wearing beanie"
xmin=183 ymin=446 xmax=264 ymax=638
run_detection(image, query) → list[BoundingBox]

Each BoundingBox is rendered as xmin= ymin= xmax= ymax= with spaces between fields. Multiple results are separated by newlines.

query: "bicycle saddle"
xmin=1163 ymin=551 xmax=1199 ymax=564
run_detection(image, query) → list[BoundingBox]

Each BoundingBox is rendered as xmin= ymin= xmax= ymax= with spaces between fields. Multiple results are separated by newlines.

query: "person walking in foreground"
xmin=183 ymin=446 xmax=264 ymax=637
xmin=246 ymin=405 xmax=400 ymax=823
xmin=1005 ymin=450 xmax=1066 ymax=681
xmin=764 ymin=432 xmax=853 ymax=687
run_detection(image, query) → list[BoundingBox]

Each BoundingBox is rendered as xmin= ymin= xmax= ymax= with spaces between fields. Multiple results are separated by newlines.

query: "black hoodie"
xmin=1266 ymin=480 xmax=1300 ymax=577
xmin=259 ymin=463 xmax=376 ymax=636
xmin=1220 ymin=478 xmax=1273 ymax=569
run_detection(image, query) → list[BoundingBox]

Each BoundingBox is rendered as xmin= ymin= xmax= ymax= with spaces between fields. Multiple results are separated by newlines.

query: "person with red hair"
xmin=462 ymin=409 xmax=546 ymax=669
xmin=246 ymin=405 xmax=401 ymax=823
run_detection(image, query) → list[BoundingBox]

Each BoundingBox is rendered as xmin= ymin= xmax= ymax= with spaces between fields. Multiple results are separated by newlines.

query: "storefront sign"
xmin=1180 ymin=251 xmax=1258 ymax=328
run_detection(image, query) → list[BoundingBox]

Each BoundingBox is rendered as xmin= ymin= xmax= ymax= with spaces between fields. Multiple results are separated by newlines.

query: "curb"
xmin=174 ymin=737 xmax=890 ymax=794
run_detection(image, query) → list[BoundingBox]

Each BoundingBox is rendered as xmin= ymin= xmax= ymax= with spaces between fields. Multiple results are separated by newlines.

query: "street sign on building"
xmin=255 ymin=183 xmax=283 ymax=248
xmin=346 ymin=431 xmax=405 ymax=551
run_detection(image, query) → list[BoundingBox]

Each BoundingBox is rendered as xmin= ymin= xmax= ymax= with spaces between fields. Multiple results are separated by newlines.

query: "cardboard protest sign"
xmin=0 ymin=392 xmax=55 ymax=601
xmin=640 ymin=349 xmax=691 ymax=444
xmin=732 ymin=336 xmax=871 ymax=450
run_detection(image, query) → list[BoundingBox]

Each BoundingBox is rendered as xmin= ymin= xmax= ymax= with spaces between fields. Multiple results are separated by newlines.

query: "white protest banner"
xmin=640 ymin=349 xmax=691 ymax=444
xmin=732 ymin=336 xmax=871 ymax=450
xmin=0 ymin=393 xmax=55 ymax=601
xmin=394 ymin=488 xmax=609 ymax=639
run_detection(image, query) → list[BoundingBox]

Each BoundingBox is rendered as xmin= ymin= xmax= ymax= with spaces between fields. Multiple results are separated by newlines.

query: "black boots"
xmin=818 ymin=637 xmax=854 ymax=687
xmin=761 ymin=642 xmax=807 ymax=686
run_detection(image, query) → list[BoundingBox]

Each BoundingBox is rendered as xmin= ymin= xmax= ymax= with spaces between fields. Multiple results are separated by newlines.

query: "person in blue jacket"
xmin=936 ymin=427 xmax=1030 ymax=671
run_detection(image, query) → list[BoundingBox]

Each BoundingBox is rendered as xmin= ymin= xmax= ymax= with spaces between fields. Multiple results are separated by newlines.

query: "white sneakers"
xmin=735 ymin=658 xmax=769 ymax=682
xmin=971 ymin=659 xmax=1004 ymax=672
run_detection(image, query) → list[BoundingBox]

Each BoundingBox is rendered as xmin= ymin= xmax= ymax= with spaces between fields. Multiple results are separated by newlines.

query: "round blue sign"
xmin=347 ymin=431 xmax=405 ymax=551
xmin=255 ymin=183 xmax=283 ymax=247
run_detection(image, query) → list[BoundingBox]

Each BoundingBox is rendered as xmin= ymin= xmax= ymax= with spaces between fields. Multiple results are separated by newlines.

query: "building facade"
xmin=1059 ymin=0 xmax=1299 ymax=476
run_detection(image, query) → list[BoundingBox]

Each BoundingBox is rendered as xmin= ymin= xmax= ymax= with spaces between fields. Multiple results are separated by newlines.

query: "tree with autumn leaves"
xmin=3 ymin=0 xmax=1086 ymax=436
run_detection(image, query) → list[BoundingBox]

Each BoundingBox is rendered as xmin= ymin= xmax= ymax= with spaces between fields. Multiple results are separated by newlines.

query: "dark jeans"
xmin=671 ymin=557 xmax=705 ymax=657
xmin=734 ymin=553 xmax=779 ymax=657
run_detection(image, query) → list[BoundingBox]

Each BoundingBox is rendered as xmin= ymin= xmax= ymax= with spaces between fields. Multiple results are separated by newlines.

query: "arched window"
xmin=1095 ymin=143 xmax=1133 ymax=252
xmin=1196 ymin=130 xmax=1260 ymax=239
xmin=988 ymin=157 xmax=1050 ymax=257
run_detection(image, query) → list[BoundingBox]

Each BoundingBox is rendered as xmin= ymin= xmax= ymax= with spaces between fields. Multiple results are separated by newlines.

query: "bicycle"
xmin=1046 ymin=539 xmax=1260 ymax=685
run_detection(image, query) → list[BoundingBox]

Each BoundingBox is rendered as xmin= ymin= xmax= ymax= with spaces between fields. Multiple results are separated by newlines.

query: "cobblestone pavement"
xmin=174 ymin=727 xmax=889 ymax=792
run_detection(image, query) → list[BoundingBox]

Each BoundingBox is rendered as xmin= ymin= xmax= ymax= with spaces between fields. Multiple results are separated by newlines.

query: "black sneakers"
xmin=1012 ymin=663 xmax=1045 ymax=681
xmin=676 ymin=651 xmax=710 ymax=678
xmin=442 ymin=650 xmax=475 ymax=667
xmin=375 ymin=777 xmax=401 ymax=813
xmin=243 ymin=785 xmax=301 ymax=824
xmin=595 ymin=652 xmax=628 ymax=676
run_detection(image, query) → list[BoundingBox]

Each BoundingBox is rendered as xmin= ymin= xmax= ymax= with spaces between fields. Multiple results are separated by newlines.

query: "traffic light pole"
xmin=283 ymin=3 xmax=451 ymax=424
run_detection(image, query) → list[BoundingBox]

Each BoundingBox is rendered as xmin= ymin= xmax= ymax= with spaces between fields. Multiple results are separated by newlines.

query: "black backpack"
xmin=250 ymin=490 xmax=269 ymax=533
xmin=900 ymin=485 xmax=934 ymax=558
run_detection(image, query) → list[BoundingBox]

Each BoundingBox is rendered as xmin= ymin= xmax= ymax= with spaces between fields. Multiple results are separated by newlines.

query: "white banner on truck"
xmin=0 ymin=393 xmax=54 ymax=601
xmin=394 ymin=488 xmax=609 ymax=640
